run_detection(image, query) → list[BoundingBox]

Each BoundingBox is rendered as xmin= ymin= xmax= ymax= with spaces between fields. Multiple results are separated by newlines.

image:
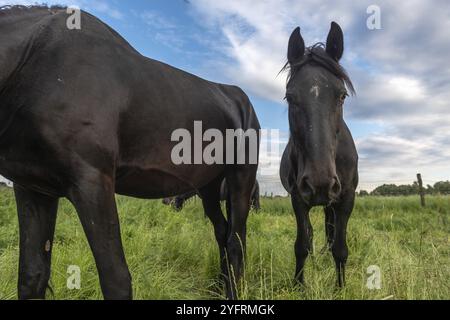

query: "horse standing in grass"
xmin=280 ymin=22 xmax=359 ymax=287
xmin=0 ymin=6 xmax=260 ymax=300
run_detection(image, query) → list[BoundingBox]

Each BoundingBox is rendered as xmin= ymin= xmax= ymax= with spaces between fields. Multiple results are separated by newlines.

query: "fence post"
xmin=417 ymin=173 xmax=426 ymax=207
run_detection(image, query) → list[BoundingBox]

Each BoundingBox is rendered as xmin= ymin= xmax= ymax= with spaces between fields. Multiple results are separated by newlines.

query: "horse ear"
xmin=326 ymin=22 xmax=344 ymax=61
xmin=288 ymin=27 xmax=305 ymax=64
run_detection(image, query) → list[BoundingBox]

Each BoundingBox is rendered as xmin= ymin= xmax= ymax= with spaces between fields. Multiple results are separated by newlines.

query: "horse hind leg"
xmin=15 ymin=185 xmax=59 ymax=300
xmin=67 ymin=166 xmax=132 ymax=300
xmin=224 ymin=167 xmax=256 ymax=299
xmin=199 ymin=177 xmax=228 ymax=293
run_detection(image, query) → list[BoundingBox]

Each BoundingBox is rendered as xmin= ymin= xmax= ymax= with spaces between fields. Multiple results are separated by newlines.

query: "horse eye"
xmin=285 ymin=95 xmax=295 ymax=105
xmin=340 ymin=93 xmax=348 ymax=102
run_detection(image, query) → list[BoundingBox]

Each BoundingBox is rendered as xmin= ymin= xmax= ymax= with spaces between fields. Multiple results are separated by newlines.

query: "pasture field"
xmin=0 ymin=187 xmax=448 ymax=300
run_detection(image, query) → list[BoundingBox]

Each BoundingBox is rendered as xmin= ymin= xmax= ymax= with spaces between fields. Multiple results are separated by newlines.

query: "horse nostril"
xmin=329 ymin=177 xmax=342 ymax=198
xmin=299 ymin=176 xmax=315 ymax=201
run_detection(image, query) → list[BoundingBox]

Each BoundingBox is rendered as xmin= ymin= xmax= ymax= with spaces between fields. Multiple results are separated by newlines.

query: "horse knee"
xmin=295 ymin=240 xmax=310 ymax=261
xmin=215 ymin=227 xmax=227 ymax=246
xmin=332 ymin=245 xmax=348 ymax=265
xmin=227 ymin=238 xmax=244 ymax=258
xmin=226 ymin=236 xmax=245 ymax=271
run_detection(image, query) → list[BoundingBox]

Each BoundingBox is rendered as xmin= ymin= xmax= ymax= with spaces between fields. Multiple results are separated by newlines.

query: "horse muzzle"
xmin=298 ymin=174 xmax=342 ymax=206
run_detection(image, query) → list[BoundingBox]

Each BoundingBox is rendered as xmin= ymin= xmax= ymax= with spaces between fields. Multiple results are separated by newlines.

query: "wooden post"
xmin=417 ymin=173 xmax=426 ymax=207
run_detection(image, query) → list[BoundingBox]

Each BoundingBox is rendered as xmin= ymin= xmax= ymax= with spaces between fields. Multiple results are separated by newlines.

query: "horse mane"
xmin=0 ymin=4 xmax=67 ymax=16
xmin=281 ymin=43 xmax=355 ymax=95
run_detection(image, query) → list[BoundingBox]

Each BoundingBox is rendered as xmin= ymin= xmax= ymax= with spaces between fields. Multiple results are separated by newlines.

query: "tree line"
xmin=359 ymin=181 xmax=450 ymax=197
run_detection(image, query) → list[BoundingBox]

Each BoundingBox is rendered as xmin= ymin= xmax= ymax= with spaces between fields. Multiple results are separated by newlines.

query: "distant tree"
xmin=372 ymin=184 xmax=399 ymax=196
xmin=359 ymin=190 xmax=369 ymax=197
xmin=371 ymin=182 xmax=420 ymax=196
xmin=370 ymin=181 xmax=449 ymax=196
xmin=434 ymin=181 xmax=450 ymax=195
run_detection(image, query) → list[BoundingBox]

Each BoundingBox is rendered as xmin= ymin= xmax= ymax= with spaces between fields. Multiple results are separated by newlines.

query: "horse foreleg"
xmin=292 ymin=192 xmax=312 ymax=285
xmin=330 ymin=194 xmax=354 ymax=287
xmin=15 ymin=185 xmax=59 ymax=300
xmin=224 ymin=168 xmax=255 ymax=300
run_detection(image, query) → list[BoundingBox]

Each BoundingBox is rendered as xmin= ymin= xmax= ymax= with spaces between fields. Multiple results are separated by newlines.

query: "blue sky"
xmin=1 ymin=0 xmax=449 ymax=194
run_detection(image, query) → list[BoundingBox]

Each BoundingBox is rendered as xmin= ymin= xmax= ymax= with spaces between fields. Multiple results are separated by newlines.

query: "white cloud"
xmin=387 ymin=77 xmax=426 ymax=101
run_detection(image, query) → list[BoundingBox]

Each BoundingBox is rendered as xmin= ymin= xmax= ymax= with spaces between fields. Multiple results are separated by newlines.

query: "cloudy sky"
xmin=1 ymin=0 xmax=449 ymax=194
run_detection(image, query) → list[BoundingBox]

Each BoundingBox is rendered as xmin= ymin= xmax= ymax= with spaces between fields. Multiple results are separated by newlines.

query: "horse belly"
xmin=115 ymin=168 xmax=201 ymax=199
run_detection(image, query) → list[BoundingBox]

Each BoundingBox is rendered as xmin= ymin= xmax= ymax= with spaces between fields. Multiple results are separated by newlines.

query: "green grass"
xmin=0 ymin=187 xmax=448 ymax=300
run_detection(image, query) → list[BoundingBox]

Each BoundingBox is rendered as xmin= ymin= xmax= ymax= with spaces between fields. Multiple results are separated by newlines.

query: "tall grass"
xmin=0 ymin=188 xmax=448 ymax=300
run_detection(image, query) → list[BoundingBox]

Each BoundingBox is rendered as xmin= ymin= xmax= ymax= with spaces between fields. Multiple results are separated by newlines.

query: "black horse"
xmin=280 ymin=22 xmax=358 ymax=287
xmin=0 ymin=6 xmax=260 ymax=300
xmin=163 ymin=179 xmax=261 ymax=211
